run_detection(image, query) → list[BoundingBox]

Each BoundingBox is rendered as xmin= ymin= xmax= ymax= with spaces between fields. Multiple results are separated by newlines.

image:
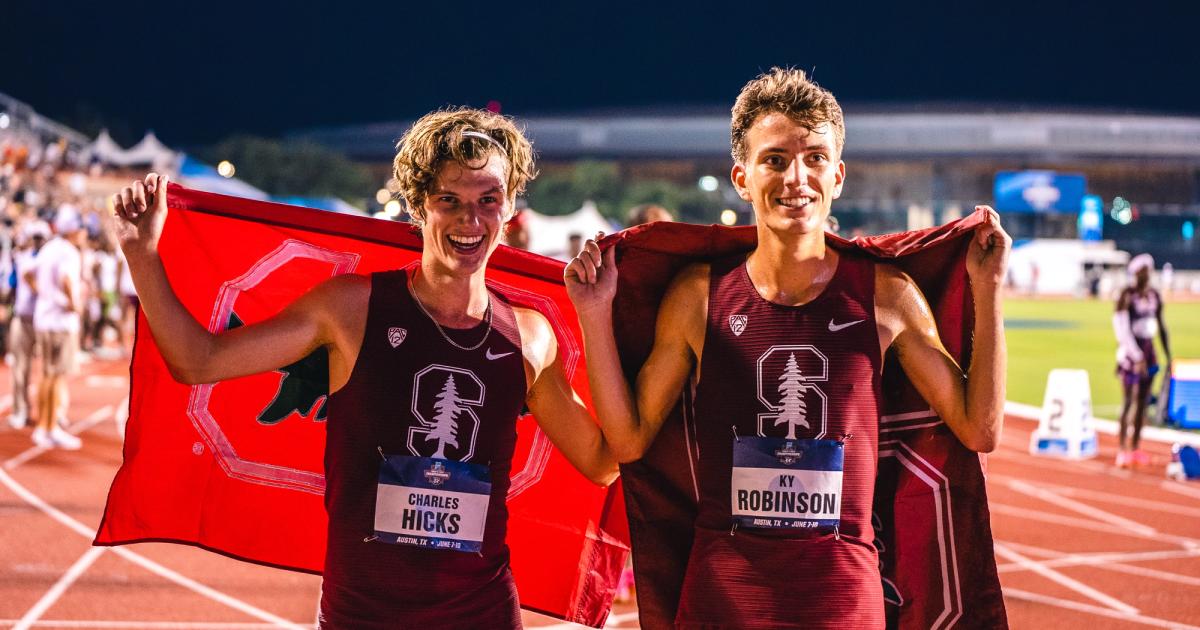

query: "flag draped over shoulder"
xmin=606 ymin=212 xmax=1008 ymax=630
xmin=94 ymin=185 xmax=629 ymax=628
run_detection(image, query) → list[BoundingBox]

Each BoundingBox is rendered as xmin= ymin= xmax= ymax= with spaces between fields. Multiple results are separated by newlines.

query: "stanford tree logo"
xmin=408 ymin=365 xmax=485 ymax=461
xmin=756 ymin=345 xmax=830 ymax=439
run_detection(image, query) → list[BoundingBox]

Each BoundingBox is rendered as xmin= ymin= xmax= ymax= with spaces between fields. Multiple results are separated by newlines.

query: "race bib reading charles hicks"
xmin=731 ymin=436 xmax=843 ymax=530
xmin=373 ymin=454 xmax=491 ymax=553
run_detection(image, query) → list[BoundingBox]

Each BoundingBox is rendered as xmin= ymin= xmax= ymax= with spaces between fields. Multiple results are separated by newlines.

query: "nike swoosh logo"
xmin=828 ymin=318 xmax=865 ymax=332
xmin=485 ymin=349 xmax=514 ymax=360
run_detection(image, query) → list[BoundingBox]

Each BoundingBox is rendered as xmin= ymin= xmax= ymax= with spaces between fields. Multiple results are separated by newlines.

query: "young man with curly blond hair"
xmin=112 ymin=107 xmax=617 ymax=628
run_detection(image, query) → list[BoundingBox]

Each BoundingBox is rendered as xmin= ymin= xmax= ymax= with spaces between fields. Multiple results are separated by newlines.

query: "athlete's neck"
xmin=746 ymin=226 xmax=838 ymax=306
xmin=410 ymin=264 xmax=489 ymax=328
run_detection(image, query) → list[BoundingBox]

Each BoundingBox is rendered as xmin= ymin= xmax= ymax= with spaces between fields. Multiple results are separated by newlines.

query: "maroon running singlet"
xmin=320 ymin=269 xmax=527 ymax=629
xmin=676 ymin=253 xmax=885 ymax=629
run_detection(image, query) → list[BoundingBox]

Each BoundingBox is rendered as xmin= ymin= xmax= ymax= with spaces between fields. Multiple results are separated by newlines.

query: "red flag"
xmin=95 ymin=185 xmax=629 ymax=628
xmin=605 ymin=213 xmax=1008 ymax=630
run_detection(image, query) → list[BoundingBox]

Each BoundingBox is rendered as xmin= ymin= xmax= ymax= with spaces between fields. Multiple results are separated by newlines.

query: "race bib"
xmin=373 ymin=454 xmax=491 ymax=553
xmin=731 ymin=436 xmax=843 ymax=530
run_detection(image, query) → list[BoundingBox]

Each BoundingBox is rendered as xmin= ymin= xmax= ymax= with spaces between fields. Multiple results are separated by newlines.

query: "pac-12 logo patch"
xmin=388 ymin=327 xmax=407 ymax=348
xmin=729 ymin=314 xmax=748 ymax=336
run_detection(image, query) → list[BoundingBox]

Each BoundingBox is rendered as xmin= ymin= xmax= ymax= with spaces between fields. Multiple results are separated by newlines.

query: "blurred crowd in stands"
xmin=1 ymin=133 xmax=136 ymax=449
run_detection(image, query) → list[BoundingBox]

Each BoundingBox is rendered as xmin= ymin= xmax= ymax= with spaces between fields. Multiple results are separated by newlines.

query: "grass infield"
xmin=1002 ymin=296 xmax=1200 ymax=421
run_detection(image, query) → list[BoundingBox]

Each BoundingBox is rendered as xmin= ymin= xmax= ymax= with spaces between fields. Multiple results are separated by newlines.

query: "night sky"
xmin=4 ymin=1 xmax=1199 ymax=146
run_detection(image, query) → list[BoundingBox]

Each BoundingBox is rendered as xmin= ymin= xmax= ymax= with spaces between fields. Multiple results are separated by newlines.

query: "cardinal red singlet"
xmin=676 ymin=252 xmax=885 ymax=629
xmin=320 ymin=269 xmax=527 ymax=629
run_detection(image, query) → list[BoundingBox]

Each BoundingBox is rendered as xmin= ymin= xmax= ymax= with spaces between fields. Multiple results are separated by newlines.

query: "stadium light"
xmin=720 ymin=209 xmax=738 ymax=225
xmin=216 ymin=160 xmax=236 ymax=178
xmin=699 ymin=175 xmax=720 ymax=192
xmin=0 ymin=113 xmax=9 ymax=129
xmin=375 ymin=188 xmax=391 ymax=205
xmin=383 ymin=200 xmax=402 ymax=218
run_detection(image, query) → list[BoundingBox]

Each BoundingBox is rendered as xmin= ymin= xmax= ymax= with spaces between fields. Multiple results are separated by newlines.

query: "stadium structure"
xmin=291 ymin=105 xmax=1200 ymax=279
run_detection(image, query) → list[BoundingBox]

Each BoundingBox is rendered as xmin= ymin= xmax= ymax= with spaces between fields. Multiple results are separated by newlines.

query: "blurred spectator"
xmin=503 ymin=208 xmax=530 ymax=250
xmin=825 ymin=215 xmax=840 ymax=234
xmin=626 ymin=203 xmax=673 ymax=227
xmin=90 ymin=235 xmax=124 ymax=355
xmin=8 ymin=220 xmax=50 ymax=429
xmin=567 ymin=232 xmax=584 ymax=260
xmin=30 ymin=207 xmax=87 ymax=449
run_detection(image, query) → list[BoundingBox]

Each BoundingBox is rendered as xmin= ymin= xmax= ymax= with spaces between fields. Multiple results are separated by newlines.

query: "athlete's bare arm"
xmin=566 ymin=242 xmax=706 ymax=463
xmin=515 ymin=307 xmax=619 ymax=485
xmin=875 ymin=207 xmax=1010 ymax=452
xmin=112 ymin=173 xmax=367 ymax=390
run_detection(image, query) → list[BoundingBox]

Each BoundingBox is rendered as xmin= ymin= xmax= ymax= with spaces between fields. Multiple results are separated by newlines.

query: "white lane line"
xmin=1160 ymin=480 xmax=1200 ymax=500
xmin=1003 ymin=587 xmax=1200 ymax=629
xmin=1004 ymin=478 xmax=1159 ymax=536
xmin=13 ymin=547 xmax=108 ymax=630
xmin=4 ymin=405 xmax=115 ymax=471
xmin=989 ymin=474 xmax=1200 ymax=518
xmin=83 ymin=375 xmax=128 ymax=389
xmin=994 ymin=543 xmax=1138 ymax=615
xmin=0 ymin=622 xmax=300 ymax=629
xmin=0 ymin=466 xmax=308 ymax=629
xmin=996 ymin=540 xmax=1200 ymax=587
xmin=990 ymin=503 xmax=1200 ymax=550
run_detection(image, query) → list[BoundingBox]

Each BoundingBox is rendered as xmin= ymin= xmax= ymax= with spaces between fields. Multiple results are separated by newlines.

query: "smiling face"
xmin=731 ymin=112 xmax=845 ymax=237
xmin=419 ymin=155 xmax=512 ymax=277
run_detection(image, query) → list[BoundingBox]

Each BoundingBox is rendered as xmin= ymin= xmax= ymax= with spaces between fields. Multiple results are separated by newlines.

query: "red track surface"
xmin=1 ymin=352 xmax=1198 ymax=629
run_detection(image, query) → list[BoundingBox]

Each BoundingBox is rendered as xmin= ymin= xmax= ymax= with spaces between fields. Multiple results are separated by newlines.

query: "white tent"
xmin=80 ymin=129 xmax=179 ymax=168
xmin=79 ymin=129 xmax=126 ymax=165
xmin=121 ymin=131 xmax=176 ymax=169
xmin=522 ymin=201 xmax=616 ymax=260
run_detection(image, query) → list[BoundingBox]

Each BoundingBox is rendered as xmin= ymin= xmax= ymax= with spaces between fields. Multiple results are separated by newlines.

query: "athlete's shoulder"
xmin=665 ymin=262 xmax=711 ymax=302
xmin=874 ymin=262 xmax=919 ymax=304
xmin=511 ymin=305 xmax=552 ymax=335
xmin=306 ymin=274 xmax=371 ymax=323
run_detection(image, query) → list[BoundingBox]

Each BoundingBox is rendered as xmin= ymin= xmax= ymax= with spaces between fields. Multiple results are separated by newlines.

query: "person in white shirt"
xmin=9 ymin=220 xmax=50 ymax=429
xmin=29 ymin=208 xmax=87 ymax=449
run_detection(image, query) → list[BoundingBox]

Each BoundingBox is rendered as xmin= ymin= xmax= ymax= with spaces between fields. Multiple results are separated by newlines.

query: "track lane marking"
xmin=1004 ymin=587 xmax=1200 ymax=629
xmin=994 ymin=543 xmax=1138 ymax=614
xmin=996 ymin=540 xmax=1200 ymax=587
xmin=13 ymin=547 xmax=108 ymax=630
xmin=1003 ymin=478 xmax=1159 ymax=536
xmin=990 ymin=503 xmax=1200 ymax=549
xmin=4 ymin=405 xmax=116 ymax=471
xmin=989 ymin=474 xmax=1200 ymax=517
xmin=0 ymin=465 xmax=308 ymax=628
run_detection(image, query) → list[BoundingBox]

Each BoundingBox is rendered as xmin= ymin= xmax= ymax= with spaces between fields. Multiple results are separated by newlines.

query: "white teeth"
xmin=777 ymin=197 xmax=812 ymax=208
xmin=448 ymin=235 xmax=484 ymax=246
